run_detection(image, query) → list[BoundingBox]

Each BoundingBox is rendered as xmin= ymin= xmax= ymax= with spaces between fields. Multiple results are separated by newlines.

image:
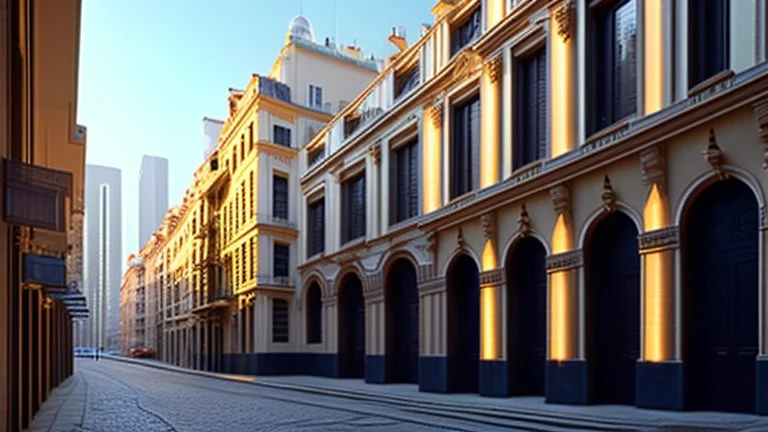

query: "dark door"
xmin=386 ymin=259 xmax=420 ymax=383
xmin=447 ymin=254 xmax=480 ymax=393
xmin=507 ymin=237 xmax=548 ymax=396
xmin=586 ymin=212 xmax=640 ymax=405
xmin=339 ymin=276 xmax=365 ymax=378
xmin=683 ymin=178 xmax=758 ymax=413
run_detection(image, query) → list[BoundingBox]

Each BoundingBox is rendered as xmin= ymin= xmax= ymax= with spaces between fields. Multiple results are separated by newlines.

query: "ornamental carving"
xmin=456 ymin=227 xmax=466 ymax=250
xmin=639 ymin=145 xmax=666 ymax=195
xmin=517 ymin=204 xmax=532 ymax=237
xmin=601 ymin=175 xmax=617 ymax=213
xmin=366 ymin=272 xmax=383 ymax=294
xmin=554 ymin=0 xmax=575 ymax=42
xmin=481 ymin=213 xmax=495 ymax=242
xmin=452 ymin=48 xmax=483 ymax=82
xmin=425 ymin=231 xmax=438 ymax=255
xmin=484 ymin=57 xmax=502 ymax=84
xmin=427 ymin=102 xmax=444 ymax=126
xmin=480 ymin=269 xmax=504 ymax=286
xmin=550 ymin=184 xmax=570 ymax=215
xmin=418 ymin=277 xmax=446 ymax=295
xmin=753 ymin=100 xmax=768 ymax=169
xmin=703 ymin=129 xmax=727 ymax=180
xmin=638 ymin=226 xmax=679 ymax=254
xmin=368 ymin=141 xmax=381 ymax=165
xmin=546 ymin=249 xmax=583 ymax=273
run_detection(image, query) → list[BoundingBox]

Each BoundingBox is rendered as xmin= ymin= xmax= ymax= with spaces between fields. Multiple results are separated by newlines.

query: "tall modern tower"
xmin=82 ymin=164 xmax=123 ymax=351
xmin=138 ymin=155 xmax=169 ymax=248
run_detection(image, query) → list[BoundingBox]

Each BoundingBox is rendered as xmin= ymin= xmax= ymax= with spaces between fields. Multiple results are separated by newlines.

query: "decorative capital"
xmin=703 ymin=128 xmax=727 ymax=180
xmin=452 ymin=48 xmax=483 ymax=82
xmin=639 ymin=145 xmax=667 ymax=195
xmin=427 ymin=101 xmax=443 ymax=127
xmin=517 ymin=204 xmax=532 ymax=237
xmin=754 ymin=100 xmax=768 ymax=169
xmin=480 ymin=213 xmax=495 ymax=242
xmin=484 ymin=56 xmax=502 ymax=84
xmin=601 ymin=175 xmax=618 ymax=213
xmin=550 ymin=184 xmax=570 ymax=215
xmin=638 ymin=226 xmax=679 ymax=254
xmin=368 ymin=141 xmax=381 ymax=165
xmin=546 ymin=249 xmax=583 ymax=273
xmin=553 ymin=0 xmax=576 ymax=43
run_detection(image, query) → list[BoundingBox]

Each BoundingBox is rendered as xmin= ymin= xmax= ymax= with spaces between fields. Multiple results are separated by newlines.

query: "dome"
xmin=287 ymin=15 xmax=314 ymax=42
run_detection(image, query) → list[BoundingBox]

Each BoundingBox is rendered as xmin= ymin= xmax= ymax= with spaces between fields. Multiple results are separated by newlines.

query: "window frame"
xmin=513 ymin=46 xmax=548 ymax=170
xmin=273 ymin=242 xmax=290 ymax=278
xmin=340 ymin=170 xmax=367 ymax=244
xmin=272 ymin=173 xmax=289 ymax=220
xmin=306 ymin=195 xmax=325 ymax=257
xmin=389 ymin=136 xmax=420 ymax=225
xmin=449 ymin=92 xmax=481 ymax=200
xmin=687 ymin=0 xmax=730 ymax=91
xmin=273 ymin=124 xmax=292 ymax=147
xmin=271 ymin=298 xmax=289 ymax=343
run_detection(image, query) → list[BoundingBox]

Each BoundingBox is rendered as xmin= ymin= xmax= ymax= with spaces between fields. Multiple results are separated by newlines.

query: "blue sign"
xmin=23 ymin=254 xmax=67 ymax=291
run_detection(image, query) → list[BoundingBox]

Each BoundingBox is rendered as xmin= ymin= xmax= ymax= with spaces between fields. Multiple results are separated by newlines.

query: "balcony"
xmin=256 ymin=274 xmax=294 ymax=288
xmin=257 ymin=213 xmax=297 ymax=230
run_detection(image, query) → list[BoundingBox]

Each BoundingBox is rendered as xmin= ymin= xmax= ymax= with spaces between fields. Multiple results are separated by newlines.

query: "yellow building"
xmin=287 ymin=0 xmax=768 ymax=417
xmin=0 ymin=0 xmax=86 ymax=430
xmin=120 ymin=254 xmax=148 ymax=354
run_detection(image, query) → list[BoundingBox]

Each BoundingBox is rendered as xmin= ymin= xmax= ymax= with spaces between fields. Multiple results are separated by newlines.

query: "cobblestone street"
xmin=27 ymin=359 xmax=519 ymax=432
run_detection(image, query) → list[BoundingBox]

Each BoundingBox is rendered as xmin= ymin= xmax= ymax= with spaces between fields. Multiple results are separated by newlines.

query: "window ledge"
xmin=584 ymin=118 xmax=632 ymax=145
xmin=688 ymin=69 xmax=735 ymax=98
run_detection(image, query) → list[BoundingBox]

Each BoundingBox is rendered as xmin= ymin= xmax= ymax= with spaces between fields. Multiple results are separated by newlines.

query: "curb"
xmin=101 ymin=355 xmax=759 ymax=432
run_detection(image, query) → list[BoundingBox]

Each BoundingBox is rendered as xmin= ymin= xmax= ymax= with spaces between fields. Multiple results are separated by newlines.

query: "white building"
xmin=202 ymin=117 xmax=224 ymax=160
xmin=81 ymin=164 xmax=123 ymax=351
xmin=138 ymin=155 xmax=169 ymax=248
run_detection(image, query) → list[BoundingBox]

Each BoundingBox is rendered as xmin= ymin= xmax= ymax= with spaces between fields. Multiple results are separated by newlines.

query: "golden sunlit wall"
xmin=642 ymin=184 xmax=673 ymax=362
xmin=486 ymin=0 xmax=505 ymax=31
xmin=549 ymin=8 xmax=575 ymax=158
xmin=422 ymin=109 xmax=442 ymax=213
xmin=643 ymin=0 xmax=664 ymax=115
xmin=550 ymin=213 xmax=574 ymax=360
xmin=480 ymin=61 xmax=501 ymax=189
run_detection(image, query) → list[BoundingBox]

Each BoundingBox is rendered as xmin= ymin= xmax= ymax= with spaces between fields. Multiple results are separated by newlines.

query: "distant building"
xmin=203 ymin=117 xmax=224 ymax=160
xmin=138 ymin=155 xmax=169 ymax=248
xmin=82 ymin=164 xmax=123 ymax=352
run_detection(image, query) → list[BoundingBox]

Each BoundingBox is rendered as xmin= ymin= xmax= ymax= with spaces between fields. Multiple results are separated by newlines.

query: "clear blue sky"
xmin=77 ymin=0 xmax=433 ymax=265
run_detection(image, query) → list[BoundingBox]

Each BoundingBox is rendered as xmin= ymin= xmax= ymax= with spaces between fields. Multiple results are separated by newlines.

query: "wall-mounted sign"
xmin=23 ymin=253 xmax=67 ymax=294
xmin=3 ymin=158 xmax=71 ymax=232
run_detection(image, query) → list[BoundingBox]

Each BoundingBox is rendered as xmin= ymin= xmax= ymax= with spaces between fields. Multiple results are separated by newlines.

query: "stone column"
xmin=422 ymin=100 xmax=443 ymax=214
xmin=549 ymin=0 xmax=577 ymax=157
xmin=478 ymin=268 xmax=506 ymax=396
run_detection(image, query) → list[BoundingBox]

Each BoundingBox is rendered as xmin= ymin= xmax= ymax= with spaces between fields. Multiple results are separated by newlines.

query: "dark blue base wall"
xmin=419 ymin=356 xmax=447 ymax=393
xmin=545 ymin=359 xmax=588 ymax=405
xmin=365 ymin=355 xmax=386 ymax=383
xmin=479 ymin=360 xmax=508 ymax=397
xmin=636 ymin=361 xmax=683 ymax=411
xmin=220 ymin=353 xmax=338 ymax=377
xmin=758 ymin=358 xmax=768 ymax=416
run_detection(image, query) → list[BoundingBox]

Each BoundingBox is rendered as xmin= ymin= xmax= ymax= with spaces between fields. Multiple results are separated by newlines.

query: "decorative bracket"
xmin=601 ymin=175 xmax=618 ymax=213
xmin=456 ymin=227 xmax=466 ymax=251
xmin=368 ymin=141 xmax=381 ymax=165
xmin=553 ymin=0 xmax=576 ymax=43
xmin=640 ymin=145 xmax=667 ymax=196
xmin=550 ymin=184 xmax=571 ymax=215
xmin=481 ymin=213 xmax=495 ymax=242
xmin=427 ymin=100 xmax=444 ymax=127
xmin=703 ymin=129 xmax=727 ymax=180
xmin=517 ymin=204 xmax=532 ymax=237
xmin=484 ymin=56 xmax=502 ymax=84
xmin=753 ymin=100 xmax=768 ymax=169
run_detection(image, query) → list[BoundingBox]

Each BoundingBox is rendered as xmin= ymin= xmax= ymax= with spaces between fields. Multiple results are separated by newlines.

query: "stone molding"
xmin=638 ymin=226 xmax=680 ymax=254
xmin=479 ymin=269 xmax=504 ymax=287
xmin=546 ymin=249 xmax=583 ymax=273
xmin=418 ymin=277 xmax=446 ymax=296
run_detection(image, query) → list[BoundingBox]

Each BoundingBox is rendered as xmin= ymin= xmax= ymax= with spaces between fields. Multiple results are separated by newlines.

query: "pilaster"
xmin=549 ymin=0 xmax=577 ymax=158
xmin=481 ymin=57 xmax=502 ymax=187
xmin=478 ymin=269 xmax=507 ymax=397
xmin=417 ymin=276 xmax=448 ymax=393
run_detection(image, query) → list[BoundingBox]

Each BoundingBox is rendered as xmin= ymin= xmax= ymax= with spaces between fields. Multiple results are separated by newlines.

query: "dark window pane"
xmin=307 ymin=198 xmax=325 ymax=257
xmin=451 ymin=7 xmax=482 ymax=55
xmin=341 ymin=173 xmax=366 ymax=243
xmin=514 ymin=48 xmax=547 ymax=169
xmin=306 ymin=284 xmax=322 ymax=344
xmin=688 ymin=0 xmax=729 ymax=89
xmin=613 ymin=0 xmax=638 ymax=120
xmin=273 ymin=125 xmax=292 ymax=147
xmin=273 ymin=243 xmax=290 ymax=277
xmin=273 ymin=176 xmax=288 ymax=220
xmin=450 ymin=94 xmax=480 ymax=199
xmin=272 ymin=299 xmax=289 ymax=343
xmin=390 ymin=139 xmax=420 ymax=224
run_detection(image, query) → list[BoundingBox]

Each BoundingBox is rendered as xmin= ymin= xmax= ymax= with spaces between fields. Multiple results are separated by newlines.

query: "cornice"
xmin=418 ymin=64 xmax=768 ymax=232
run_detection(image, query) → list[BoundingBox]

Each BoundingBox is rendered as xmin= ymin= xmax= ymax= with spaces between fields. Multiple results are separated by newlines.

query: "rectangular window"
xmin=273 ymin=175 xmax=289 ymax=220
xmin=249 ymin=171 xmax=254 ymax=219
xmin=389 ymin=139 xmax=419 ymax=224
xmin=273 ymin=243 xmax=289 ymax=277
xmin=249 ymin=122 xmax=254 ymax=151
xmin=341 ymin=173 xmax=366 ymax=244
xmin=307 ymin=198 xmax=325 ymax=257
xmin=451 ymin=7 xmax=482 ymax=56
xmin=394 ymin=66 xmax=420 ymax=100
xmin=514 ymin=48 xmax=548 ymax=170
xmin=272 ymin=299 xmax=289 ymax=343
xmin=273 ymin=125 xmax=292 ymax=147
xmin=309 ymin=84 xmax=323 ymax=109
xmin=240 ymin=182 xmax=246 ymax=226
xmin=688 ymin=0 xmax=729 ymax=90
xmin=241 ymin=243 xmax=247 ymax=282
xmin=249 ymin=237 xmax=256 ymax=280
xmin=450 ymin=94 xmax=480 ymax=199
xmin=588 ymin=0 xmax=638 ymax=135
xmin=240 ymin=135 xmax=245 ymax=160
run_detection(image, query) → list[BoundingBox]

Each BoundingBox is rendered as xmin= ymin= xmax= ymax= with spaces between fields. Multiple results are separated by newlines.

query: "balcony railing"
xmin=256 ymin=213 xmax=297 ymax=230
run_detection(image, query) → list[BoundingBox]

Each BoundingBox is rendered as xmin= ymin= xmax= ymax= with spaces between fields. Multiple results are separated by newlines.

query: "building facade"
xmin=138 ymin=155 xmax=169 ymax=249
xmin=0 ymin=0 xmax=86 ymax=430
xmin=124 ymin=0 xmax=768 ymax=418
xmin=81 ymin=164 xmax=122 ymax=351
xmin=120 ymin=255 xmax=147 ymax=353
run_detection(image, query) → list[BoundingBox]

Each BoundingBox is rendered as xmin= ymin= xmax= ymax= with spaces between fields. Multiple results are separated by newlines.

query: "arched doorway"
xmin=446 ymin=253 xmax=480 ymax=393
xmin=385 ymin=258 xmax=420 ymax=383
xmin=338 ymin=273 xmax=365 ymax=378
xmin=683 ymin=178 xmax=759 ymax=413
xmin=305 ymin=282 xmax=323 ymax=344
xmin=506 ymin=236 xmax=547 ymax=396
xmin=585 ymin=211 xmax=640 ymax=405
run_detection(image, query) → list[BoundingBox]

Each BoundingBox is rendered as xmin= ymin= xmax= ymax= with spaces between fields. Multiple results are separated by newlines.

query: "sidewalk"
xmin=106 ymin=355 xmax=768 ymax=431
xmin=26 ymin=372 xmax=86 ymax=432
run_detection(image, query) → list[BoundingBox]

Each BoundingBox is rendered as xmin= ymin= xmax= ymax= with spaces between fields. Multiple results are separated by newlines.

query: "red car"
xmin=129 ymin=347 xmax=155 ymax=358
